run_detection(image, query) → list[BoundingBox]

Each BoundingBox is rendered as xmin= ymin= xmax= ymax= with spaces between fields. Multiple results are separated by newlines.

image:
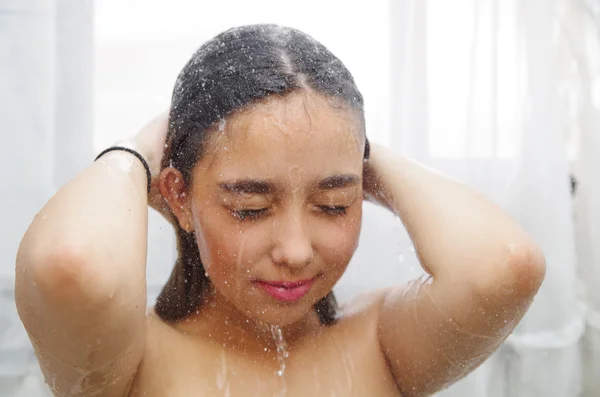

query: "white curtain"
xmin=364 ymin=0 xmax=597 ymax=396
xmin=2 ymin=0 xmax=599 ymax=396
xmin=0 ymin=0 xmax=93 ymax=396
xmin=570 ymin=0 xmax=600 ymax=394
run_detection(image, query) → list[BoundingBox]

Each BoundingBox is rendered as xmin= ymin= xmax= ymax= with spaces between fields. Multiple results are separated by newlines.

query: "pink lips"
xmin=254 ymin=278 xmax=316 ymax=303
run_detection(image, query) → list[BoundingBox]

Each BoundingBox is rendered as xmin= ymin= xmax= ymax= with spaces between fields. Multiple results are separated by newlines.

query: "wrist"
xmin=114 ymin=138 xmax=147 ymax=158
xmin=115 ymin=138 xmax=158 ymax=172
xmin=95 ymin=145 xmax=153 ymax=194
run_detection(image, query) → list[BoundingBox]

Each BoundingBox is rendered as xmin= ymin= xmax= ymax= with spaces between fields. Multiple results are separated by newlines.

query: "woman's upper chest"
xmin=129 ymin=313 xmax=399 ymax=397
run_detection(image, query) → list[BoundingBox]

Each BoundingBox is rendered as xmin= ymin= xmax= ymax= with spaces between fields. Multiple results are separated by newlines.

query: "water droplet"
xmin=270 ymin=325 xmax=289 ymax=395
xmin=216 ymin=348 xmax=230 ymax=394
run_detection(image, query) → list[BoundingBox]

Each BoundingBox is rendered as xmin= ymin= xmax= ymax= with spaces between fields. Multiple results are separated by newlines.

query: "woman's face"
xmin=176 ymin=91 xmax=364 ymax=326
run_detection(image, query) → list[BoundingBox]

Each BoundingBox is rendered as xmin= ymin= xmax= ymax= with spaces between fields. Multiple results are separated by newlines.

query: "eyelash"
xmin=232 ymin=208 xmax=268 ymax=220
xmin=319 ymin=206 xmax=348 ymax=216
xmin=231 ymin=206 xmax=348 ymax=221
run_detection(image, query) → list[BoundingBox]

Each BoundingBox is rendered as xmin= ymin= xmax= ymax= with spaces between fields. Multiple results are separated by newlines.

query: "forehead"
xmin=201 ymin=91 xmax=364 ymax=176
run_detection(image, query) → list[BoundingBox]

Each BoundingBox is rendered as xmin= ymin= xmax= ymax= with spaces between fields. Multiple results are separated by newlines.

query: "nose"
xmin=270 ymin=212 xmax=314 ymax=270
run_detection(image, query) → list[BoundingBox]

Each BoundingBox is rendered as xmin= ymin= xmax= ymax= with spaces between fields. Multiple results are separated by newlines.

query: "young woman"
xmin=15 ymin=24 xmax=545 ymax=397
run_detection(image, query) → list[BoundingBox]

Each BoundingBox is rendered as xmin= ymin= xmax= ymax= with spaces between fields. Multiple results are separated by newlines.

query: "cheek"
xmin=194 ymin=210 xmax=268 ymax=283
xmin=315 ymin=207 xmax=363 ymax=273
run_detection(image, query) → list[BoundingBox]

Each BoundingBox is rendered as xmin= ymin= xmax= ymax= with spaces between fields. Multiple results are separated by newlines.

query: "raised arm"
xmin=14 ymin=115 xmax=168 ymax=397
xmin=367 ymin=143 xmax=546 ymax=396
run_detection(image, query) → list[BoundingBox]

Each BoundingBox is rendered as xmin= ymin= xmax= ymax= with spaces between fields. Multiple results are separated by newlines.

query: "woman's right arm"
xmin=14 ymin=115 xmax=167 ymax=397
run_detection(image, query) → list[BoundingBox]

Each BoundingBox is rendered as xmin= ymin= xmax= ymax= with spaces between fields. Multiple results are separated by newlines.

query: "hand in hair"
xmin=362 ymin=158 xmax=385 ymax=204
xmin=121 ymin=111 xmax=172 ymax=221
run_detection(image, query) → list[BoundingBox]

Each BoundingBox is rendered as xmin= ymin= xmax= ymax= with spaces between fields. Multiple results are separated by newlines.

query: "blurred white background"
xmin=3 ymin=0 xmax=600 ymax=396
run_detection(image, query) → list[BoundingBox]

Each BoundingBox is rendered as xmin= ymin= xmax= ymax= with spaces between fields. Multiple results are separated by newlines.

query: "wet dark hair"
xmin=155 ymin=24 xmax=369 ymax=326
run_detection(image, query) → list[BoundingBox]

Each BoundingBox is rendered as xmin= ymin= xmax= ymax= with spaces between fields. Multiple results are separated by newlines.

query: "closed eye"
xmin=232 ymin=206 xmax=348 ymax=220
xmin=318 ymin=206 xmax=348 ymax=216
xmin=231 ymin=208 xmax=269 ymax=220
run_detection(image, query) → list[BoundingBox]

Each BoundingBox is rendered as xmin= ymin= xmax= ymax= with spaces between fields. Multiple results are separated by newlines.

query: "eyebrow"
xmin=218 ymin=174 xmax=360 ymax=195
xmin=219 ymin=180 xmax=276 ymax=194
xmin=317 ymin=174 xmax=360 ymax=190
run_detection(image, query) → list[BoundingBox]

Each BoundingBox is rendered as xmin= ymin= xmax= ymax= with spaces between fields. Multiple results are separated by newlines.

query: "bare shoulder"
xmin=141 ymin=309 xmax=191 ymax=357
xmin=130 ymin=309 xmax=234 ymax=391
xmin=337 ymin=287 xmax=394 ymax=323
xmin=128 ymin=311 xmax=198 ymax=396
xmin=332 ymin=287 xmax=397 ymax=353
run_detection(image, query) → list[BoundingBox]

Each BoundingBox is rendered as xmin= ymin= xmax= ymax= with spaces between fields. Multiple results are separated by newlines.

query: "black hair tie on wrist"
xmin=95 ymin=146 xmax=152 ymax=194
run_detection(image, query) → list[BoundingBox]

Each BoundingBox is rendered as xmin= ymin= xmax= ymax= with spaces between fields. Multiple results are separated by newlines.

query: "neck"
xmin=174 ymin=283 xmax=323 ymax=355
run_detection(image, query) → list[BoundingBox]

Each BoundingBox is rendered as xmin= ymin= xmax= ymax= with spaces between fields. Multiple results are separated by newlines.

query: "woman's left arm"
xmin=366 ymin=143 xmax=546 ymax=396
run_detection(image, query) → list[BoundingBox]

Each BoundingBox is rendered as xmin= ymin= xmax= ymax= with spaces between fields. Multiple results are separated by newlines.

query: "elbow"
xmin=505 ymin=243 xmax=546 ymax=298
xmin=34 ymin=244 xmax=91 ymax=294
xmin=482 ymin=242 xmax=546 ymax=302
xmin=17 ymin=242 xmax=113 ymax=304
